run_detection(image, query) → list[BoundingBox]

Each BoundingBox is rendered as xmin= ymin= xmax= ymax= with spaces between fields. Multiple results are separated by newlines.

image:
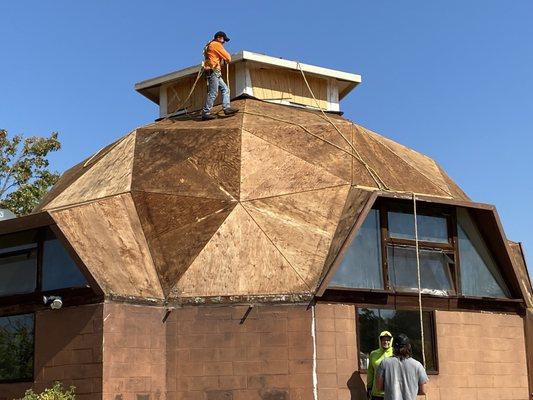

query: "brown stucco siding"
xmin=0 ymin=303 xmax=104 ymax=400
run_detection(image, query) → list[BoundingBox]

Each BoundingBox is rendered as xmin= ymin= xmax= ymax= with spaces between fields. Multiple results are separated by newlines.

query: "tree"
xmin=0 ymin=129 xmax=61 ymax=216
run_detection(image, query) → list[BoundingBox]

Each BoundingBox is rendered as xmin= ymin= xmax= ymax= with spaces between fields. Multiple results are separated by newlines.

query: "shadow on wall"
xmin=347 ymin=371 xmax=368 ymax=400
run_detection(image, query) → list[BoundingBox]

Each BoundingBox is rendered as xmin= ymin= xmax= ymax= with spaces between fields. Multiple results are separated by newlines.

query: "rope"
xmin=413 ymin=193 xmax=427 ymax=369
xmin=295 ymin=62 xmax=389 ymax=191
xmin=165 ymin=65 xmax=204 ymax=118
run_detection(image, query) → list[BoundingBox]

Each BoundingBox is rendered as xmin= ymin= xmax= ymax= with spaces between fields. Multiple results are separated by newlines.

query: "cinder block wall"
xmin=427 ymin=310 xmax=530 ymax=400
xmin=165 ymin=304 xmax=315 ymax=400
xmin=0 ymin=304 xmax=104 ymax=400
xmin=102 ymin=302 xmax=166 ymax=400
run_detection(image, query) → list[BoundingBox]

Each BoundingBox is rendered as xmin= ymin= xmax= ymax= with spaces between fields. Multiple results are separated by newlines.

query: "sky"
xmin=1 ymin=1 xmax=532 ymax=274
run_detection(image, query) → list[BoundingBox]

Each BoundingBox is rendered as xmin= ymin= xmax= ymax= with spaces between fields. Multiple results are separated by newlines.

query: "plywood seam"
xmin=42 ymin=190 xmax=133 ymax=213
xmin=241 ymin=128 xmax=351 ymax=184
xmin=241 ymin=201 xmax=312 ymax=292
xmin=240 ymin=183 xmax=351 ymax=204
xmin=359 ymin=127 xmax=452 ymax=197
xmin=129 ymin=190 xmax=167 ymax=296
xmin=242 ymin=127 xmax=351 ymax=183
xmin=167 ymin=203 xmax=237 ymax=295
xmin=130 ymin=189 xmax=238 ymax=202
xmin=39 ymin=132 xmax=135 ymax=211
xmin=144 ymin=202 xmax=237 ymax=241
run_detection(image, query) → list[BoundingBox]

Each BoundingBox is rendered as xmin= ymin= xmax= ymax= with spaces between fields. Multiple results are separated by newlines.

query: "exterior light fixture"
xmin=43 ymin=295 xmax=63 ymax=310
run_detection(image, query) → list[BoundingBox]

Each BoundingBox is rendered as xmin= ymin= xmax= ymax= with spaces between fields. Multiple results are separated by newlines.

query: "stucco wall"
xmin=0 ymin=303 xmax=103 ymax=400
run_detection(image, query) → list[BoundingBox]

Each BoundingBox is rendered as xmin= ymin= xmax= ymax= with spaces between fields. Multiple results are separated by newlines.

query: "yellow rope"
xmin=295 ymin=61 xmax=389 ymax=191
xmin=165 ymin=65 xmax=204 ymax=118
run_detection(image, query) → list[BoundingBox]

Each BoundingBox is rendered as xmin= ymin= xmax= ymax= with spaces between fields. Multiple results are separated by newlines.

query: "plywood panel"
xmin=367 ymin=129 xmax=453 ymax=197
xmin=249 ymin=67 xmax=328 ymax=109
xmin=244 ymin=121 xmax=353 ymax=183
xmin=172 ymin=204 xmax=309 ymax=297
xmin=51 ymin=194 xmax=163 ymax=299
xmin=36 ymin=137 xmax=130 ymax=212
xmin=242 ymin=185 xmax=350 ymax=288
xmin=45 ymin=132 xmax=136 ymax=210
xmin=166 ymin=66 xmax=237 ymax=114
xmin=508 ymin=241 xmax=533 ymax=308
xmin=133 ymin=128 xmax=239 ymax=200
xmin=352 ymin=125 xmax=451 ymax=196
xmin=133 ymin=191 xmax=236 ymax=295
xmin=240 ymin=130 xmax=346 ymax=200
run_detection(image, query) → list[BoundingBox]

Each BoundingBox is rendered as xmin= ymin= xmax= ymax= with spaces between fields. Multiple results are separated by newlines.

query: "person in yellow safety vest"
xmin=366 ymin=330 xmax=393 ymax=400
xmin=201 ymin=31 xmax=239 ymax=120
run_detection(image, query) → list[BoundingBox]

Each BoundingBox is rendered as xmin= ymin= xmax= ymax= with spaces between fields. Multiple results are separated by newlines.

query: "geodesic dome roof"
xmin=33 ymin=98 xmax=472 ymax=302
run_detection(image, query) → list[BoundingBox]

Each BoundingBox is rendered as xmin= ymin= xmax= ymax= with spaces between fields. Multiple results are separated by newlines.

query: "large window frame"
xmin=0 ymin=227 xmax=99 ymax=312
xmin=0 ymin=312 xmax=35 ymax=383
xmin=355 ymin=306 xmax=440 ymax=375
xmin=380 ymin=201 xmax=460 ymax=295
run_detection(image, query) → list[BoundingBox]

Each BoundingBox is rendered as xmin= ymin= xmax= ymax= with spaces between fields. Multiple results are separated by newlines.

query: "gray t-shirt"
xmin=377 ymin=357 xmax=428 ymax=400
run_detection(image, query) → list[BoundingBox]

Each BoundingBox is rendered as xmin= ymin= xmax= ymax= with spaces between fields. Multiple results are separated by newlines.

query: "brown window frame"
xmin=0 ymin=227 xmax=101 ymax=313
xmin=354 ymin=305 xmax=440 ymax=375
xmin=380 ymin=200 xmax=460 ymax=295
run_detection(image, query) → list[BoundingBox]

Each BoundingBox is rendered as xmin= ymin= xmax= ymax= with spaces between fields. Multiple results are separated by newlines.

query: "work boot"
xmin=202 ymin=113 xmax=216 ymax=120
xmin=223 ymin=107 xmax=239 ymax=116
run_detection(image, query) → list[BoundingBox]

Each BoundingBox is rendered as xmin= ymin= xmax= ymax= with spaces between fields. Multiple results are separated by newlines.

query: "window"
xmin=43 ymin=239 xmax=87 ymax=291
xmin=457 ymin=209 xmax=510 ymax=298
xmin=329 ymin=209 xmax=383 ymax=290
xmin=0 ymin=313 xmax=34 ymax=382
xmin=326 ymin=201 xmax=512 ymax=300
xmin=357 ymin=308 xmax=436 ymax=372
xmin=0 ymin=231 xmax=38 ymax=296
xmin=0 ymin=228 xmax=89 ymax=298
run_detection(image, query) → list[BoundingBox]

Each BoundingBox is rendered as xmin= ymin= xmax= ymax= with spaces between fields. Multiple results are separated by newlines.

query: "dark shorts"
xmin=371 ymin=396 xmax=384 ymax=400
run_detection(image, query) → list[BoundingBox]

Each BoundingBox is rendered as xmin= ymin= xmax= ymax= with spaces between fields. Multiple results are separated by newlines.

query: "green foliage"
xmin=19 ymin=382 xmax=76 ymax=400
xmin=0 ymin=129 xmax=61 ymax=216
xmin=0 ymin=315 xmax=34 ymax=381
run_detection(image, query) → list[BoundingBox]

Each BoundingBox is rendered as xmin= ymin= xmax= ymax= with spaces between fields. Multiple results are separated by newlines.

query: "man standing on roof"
xmin=366 ymin=331 xmax=393 ymax=400
xmin=376 ymin=334 xmax=428 ymax=400
xmin=201 ymin=31 xmax=239 ymax=120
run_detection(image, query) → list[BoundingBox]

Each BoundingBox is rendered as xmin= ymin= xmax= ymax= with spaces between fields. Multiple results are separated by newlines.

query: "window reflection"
xmin=329 ymin=209 xmax=383 ymax=290
xmin=388 ymin=211 xmax=448 ymax=243
xmin=42 ymin=239 xmax=88 ymax=291
xmin=0 ymin=313 xmax=34 ymax=381
xmin=387 ymin=246 xmax=454 ymax=295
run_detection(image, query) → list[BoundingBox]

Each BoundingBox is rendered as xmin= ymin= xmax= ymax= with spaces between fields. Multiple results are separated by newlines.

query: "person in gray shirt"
xmin=375 ymin=334 xmax=428 ymax=400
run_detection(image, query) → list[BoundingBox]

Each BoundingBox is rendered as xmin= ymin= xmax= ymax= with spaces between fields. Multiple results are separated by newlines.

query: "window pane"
xmin=388 ymin=211 xmax=448 ymax=243
xmin=457 ymin=209 xmax=510 ymax=298
xmin=0 ymin=250 xmax=37 ymax=296
xmin=42 ymin=239 xmax=88 ymax=291
xmin=0 ymin=230 xmax=38 ymax=255
xmin=387 ymin=246 xmax=453 ymax=295
xmin=329 ymin=209 xmax=383 ymax=289
xmin=0 ymin=314 xmax=34 ymax=381
xmin=357 ymin=308 xmax=436 ymax=371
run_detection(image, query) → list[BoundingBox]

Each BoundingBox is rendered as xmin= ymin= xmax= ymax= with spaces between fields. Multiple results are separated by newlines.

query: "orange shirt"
xmin=204 ymin=41 xmax=231 ymax=71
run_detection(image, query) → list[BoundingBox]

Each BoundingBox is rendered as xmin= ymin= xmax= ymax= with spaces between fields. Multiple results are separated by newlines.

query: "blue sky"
xmin=1 ymin=1 xmax=532 ymax=274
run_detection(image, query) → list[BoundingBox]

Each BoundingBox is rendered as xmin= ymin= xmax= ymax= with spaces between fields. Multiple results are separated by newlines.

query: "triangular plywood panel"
xmin=172 ymin=204 xmax=309 ymax=298
xmin=35 ymin=135 xmax=132 ymax=212
xmin=508 ymin=241 xmax=533 ymax=308
xmin=44 ymin=132 xmax=136 ymax=210
xmin=50 ymin=193 xmax=163 ymax=299
xmin=242 ymin=185 xmax=350 ymax=288
xmin=365 ymin=129 xmax=453 ymax=197
xmin=133 ymin=128 xmax=239 ymax=200
xmin=319 ymin=187 xmax=376 ymax=289
xmin=243 ymin=122 xmax=353 ymax=183
xmin=240 ymin=130 xmax=346 ymax=200
xmin=133 ymin=191 xmax=236 ymax=295
xmin=352 ymin=126 xmax=451 ymax=197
